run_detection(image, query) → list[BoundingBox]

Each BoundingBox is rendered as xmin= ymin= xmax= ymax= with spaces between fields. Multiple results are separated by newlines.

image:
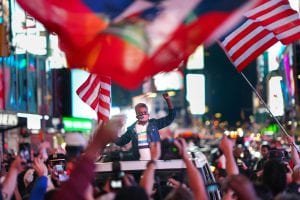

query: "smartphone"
xmin=206 ymin=183 xmax=220 ymax=192
xmin=19 ymin=143 xmax=31 ymax=163
xmin=110 ymin=179 xmax=123 ymax=189
xmin=58 ymin=174 xmax=69 ymax=182
xmin=55 ymin=164 xmax=64 ymax=172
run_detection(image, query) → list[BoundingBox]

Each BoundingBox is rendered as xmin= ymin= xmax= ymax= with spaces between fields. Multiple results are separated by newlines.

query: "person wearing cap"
xmin=64 ymin=132 xmax=87 ymax=158
xmin=115 ymin=93 xmax=176 ymax=160
xmin=64 ymin=132 xmax=87 ymax=174
xmin=46 ymin=153 xmax=68 ymax=191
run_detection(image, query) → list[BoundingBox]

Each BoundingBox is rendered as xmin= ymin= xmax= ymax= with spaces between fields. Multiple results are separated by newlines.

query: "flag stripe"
xmin=247 ymin=3 xmax=291 ymax=20
xmin=78 ymin=76 xmax=101 ymax=110
xmin=226 ymin=24 xmax=265 ymax=56
xmin=277 ymin=25 xmax=300 ymax=44
xmin=265 ymin=13 xmax=299 ymax=30
xmin=245 ymin=0 xmax=284 ymax=18
xmin=234 ymin=34 xmax=277 ymax=67
xmin=229 ymin=29 xmax=273 ymax=61
xmin=76 ymin=73 xmax=111 ymax=121
xmin=222 ymin=20 xmax=258 ymax=50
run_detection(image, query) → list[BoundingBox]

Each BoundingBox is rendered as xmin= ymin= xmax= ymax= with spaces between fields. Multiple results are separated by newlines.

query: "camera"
xmin=206 ymin=182 xmax=220 ymax=192
xmin=110 ymin=179 xmax=123 ymax=189
xmin=109 ymin=152 xmax=125 ymax=190
xmin=54 ymin=164 xmax=69 ymax=182
xmin=54 ymin=164 xmax=64 ymax=172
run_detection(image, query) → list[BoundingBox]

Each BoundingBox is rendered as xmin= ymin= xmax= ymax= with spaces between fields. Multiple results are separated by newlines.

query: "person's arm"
xmin=174 ymin=138 xmax=208 ymax=200
xmin=155 ymin=93 xmax=176 ymax=129
xmin=286 ymin=135 xmax=300 ymax=167
xmin=115 ymin=129 xmax=131 ymax=146
xmin=52 ymin=118 xmax=124 ymax=200
xmin=29 ymin=157 xmax=48 ymax=200
xmin=219 ymin=136 xmax=239 ymax=175
xmin=1 ymin=156 xmax=25 ymax=200
xmin=163 ymin=93 xmax=173 ymax=109
xmin=223 ymin=175 xmax=258 ymax=200
xmin=139 ymin=142 xmax=161 ymax=196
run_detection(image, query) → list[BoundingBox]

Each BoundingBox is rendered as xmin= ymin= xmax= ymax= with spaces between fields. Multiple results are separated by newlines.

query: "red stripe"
xmin=100 ymin=88 xmax=111 ymax=97
xmin=100 ymin=75 xmax=111 ymax=84
xmin=76 ymin=74 xmax=93 ymax=95
xmin=98 ymin=100 xmax=110 ymax=110
xmin=224 ymin=21 xmax=260 ymax=51
xmin=236 ymin=37 xmax=277 ymax=71
xmin=89 ymin=91 xmax=99 ymax=110
xmin=230 ymin=29 xmax=271 ymax=61
xmin=80 ymin=77 xmax=100 ymax=103
xmin=273 ymin=19 xmax=300 ymax=36
xmin=260 ymin=9 xmax=297 ymax=28
xmin=280 ymin=32 xmax=300 ymax=44
xmin=98 ymin=112 xmax=109 ymax=121
xmin=247 ymin=1 xmax=287 ymax=19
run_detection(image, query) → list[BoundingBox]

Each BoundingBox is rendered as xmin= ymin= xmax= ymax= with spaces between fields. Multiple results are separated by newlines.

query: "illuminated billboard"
xmin=187 ymin=45 xmax=204 ymax=70
xmin=267 ymin=76 xmax=284 ymax=116
xmin=186 ymin=74 xmax=205 ymax=115
xmin=153 ymin=70 xmax=183 ymax=91
xmin=11 ymin=1 xmax=47 ymax=55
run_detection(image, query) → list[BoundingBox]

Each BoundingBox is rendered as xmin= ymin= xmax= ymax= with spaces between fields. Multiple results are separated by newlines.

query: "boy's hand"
xmin=150 ymin=142 xmax=161 ymax=161
xmin=162 ymin=93 xmax=170 ymax=100
xmin=32 ymin=157 xmax=48 ymax=177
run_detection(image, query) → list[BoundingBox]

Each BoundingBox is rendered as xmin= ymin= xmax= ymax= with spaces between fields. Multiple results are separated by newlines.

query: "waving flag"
xmin=17 ymin=0 xmax=260 ymax=89
xmin=219 ymin=18 xmax=278 ymax=71
xmin=76 ymin=74 xmax=111 ymax=121
xmin=245 ymin=0 xmax=300 ymax=44
xmin=219 ymin=0 xmax=300 ymax=71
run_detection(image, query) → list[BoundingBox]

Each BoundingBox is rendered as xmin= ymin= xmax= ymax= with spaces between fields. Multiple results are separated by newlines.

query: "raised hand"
xmin=150 ymin=142 xmax=161 ymax=161
xmin=219 ymin=136 xmax=234 ymax=156
xmin=162 ymin=92 xmax=170 ymax=100
xmin=285 ymin=134 xmax=295 ymax=145
xmin=174 ymin=138 xmax=188 ymax=161
xmin=10 ymin=156 xmax=26 ymax=173
xmin=32 ymin=157 xmax=48 ymax=177
xmin=85 ymin=117 xmax=126 ymax=161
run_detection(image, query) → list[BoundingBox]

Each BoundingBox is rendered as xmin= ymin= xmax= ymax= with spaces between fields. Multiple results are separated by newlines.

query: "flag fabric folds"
xmin=17 ymin=0 xmax=260 ymax=89
xmin=219 ymin=0 xmax=300 ymax=72
xmin=76 ymin=74 xmax=111 ymax=121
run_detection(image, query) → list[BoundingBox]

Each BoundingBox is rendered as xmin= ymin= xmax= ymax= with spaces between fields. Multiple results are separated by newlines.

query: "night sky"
xmin=204 ymin=44 xmax=257 ymax=126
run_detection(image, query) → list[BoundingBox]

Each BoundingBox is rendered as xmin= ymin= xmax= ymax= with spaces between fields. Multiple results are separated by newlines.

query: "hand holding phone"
xmin=19 ymin=143 xmax=31 ymax=164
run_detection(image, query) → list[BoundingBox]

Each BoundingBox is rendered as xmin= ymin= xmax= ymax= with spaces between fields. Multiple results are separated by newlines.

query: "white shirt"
xmin=135 ymin=123 xmax=151 ymax=160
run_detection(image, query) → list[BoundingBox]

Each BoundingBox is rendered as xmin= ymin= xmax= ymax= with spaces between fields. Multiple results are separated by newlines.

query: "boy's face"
xmin=136 ymin=107 xmax=149 ymax=123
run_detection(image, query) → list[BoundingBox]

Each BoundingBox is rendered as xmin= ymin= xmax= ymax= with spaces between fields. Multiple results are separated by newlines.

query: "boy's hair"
xmin=134 ymin=103 xmax=148 ymax=112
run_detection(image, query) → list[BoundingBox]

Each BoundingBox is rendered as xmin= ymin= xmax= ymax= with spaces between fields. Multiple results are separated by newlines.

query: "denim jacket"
xmin=115 ymin=108 xmax=176 ymax=160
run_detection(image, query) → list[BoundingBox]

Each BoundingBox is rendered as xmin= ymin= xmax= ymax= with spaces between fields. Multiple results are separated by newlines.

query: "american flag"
xmin=219 ymin=0 xmax=300 ymax=72
xmin=76 ymin=74 xmax=111 ymax=121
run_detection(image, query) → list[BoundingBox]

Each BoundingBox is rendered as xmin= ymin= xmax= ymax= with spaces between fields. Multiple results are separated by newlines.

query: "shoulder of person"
xmin=128 ymin=122 xmax=137 ymax=130
xmin=148 ymin=119 xmax=156 ymax=123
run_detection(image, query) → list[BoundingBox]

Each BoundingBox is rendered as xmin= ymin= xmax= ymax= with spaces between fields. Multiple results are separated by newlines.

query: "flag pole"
xmin=240 ymin=72 xmax=299 ymax=151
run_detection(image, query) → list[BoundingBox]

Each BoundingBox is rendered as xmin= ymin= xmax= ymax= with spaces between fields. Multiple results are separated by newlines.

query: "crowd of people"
xmin=1 ymin=95 xmax=300 ymax=199
xmin=1 ymin=120 xmax=300 ymax=200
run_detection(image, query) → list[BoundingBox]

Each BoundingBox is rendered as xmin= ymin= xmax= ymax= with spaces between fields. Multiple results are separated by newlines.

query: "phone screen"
xmin=55 ymin=165 xmax=64 ymax=172
xmin=19 ymin=143 xmax=31 ymax=163
xmin=110 ymin=179 xmax=122 ymax=189
xmin=206 ymin=183 xmax=219 ymax=192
